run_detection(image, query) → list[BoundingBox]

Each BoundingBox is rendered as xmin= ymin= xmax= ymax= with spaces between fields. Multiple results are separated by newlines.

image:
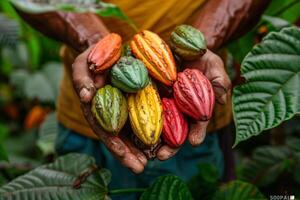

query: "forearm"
xmin=16 ymin=9 xmax=109 ymax=52
xmin=193 ymin=0 xmax=271 ymax=50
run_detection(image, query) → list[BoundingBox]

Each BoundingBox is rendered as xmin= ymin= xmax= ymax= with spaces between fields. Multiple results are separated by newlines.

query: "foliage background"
xmin=0 ymin=0 xmax=300 ymax=199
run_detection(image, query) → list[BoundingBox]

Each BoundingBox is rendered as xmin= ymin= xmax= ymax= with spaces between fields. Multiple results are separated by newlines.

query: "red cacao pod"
xmin=173 ymin=69 xmax=215 ymax=121
xmin=88 ymin=33 xmax=122 ymax=74
xmin=162 ymin=98 xmax=188 ymax=148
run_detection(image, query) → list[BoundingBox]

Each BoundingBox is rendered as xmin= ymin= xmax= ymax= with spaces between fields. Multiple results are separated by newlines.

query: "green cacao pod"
xmin=170 ymin=24 xmax=206 ymax=60
xmin=111 ymin=56 xmax=150 ymax=93
xmin=91 ymin=85 xmax=128 ymax=134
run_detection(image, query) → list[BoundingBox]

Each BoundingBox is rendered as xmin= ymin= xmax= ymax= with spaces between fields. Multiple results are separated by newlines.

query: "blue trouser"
xmin=56 ymin=123 xmax=224 ymax=199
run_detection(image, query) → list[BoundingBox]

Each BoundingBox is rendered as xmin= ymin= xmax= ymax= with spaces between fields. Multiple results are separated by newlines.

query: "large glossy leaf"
xmin=212 ymin=180 xmax=265 ymax=200
xmin=140 ymin=175 xmax=193 ymax=200
xmin=233 ymin=27 xmax=300 ymax=145
xmin=0 ymin=153 xmax=111 ymax=200
xmin=238 ymin=146 xmax=292 ymax=186
xmin=37 ymin=112 xmax=58 ymax=156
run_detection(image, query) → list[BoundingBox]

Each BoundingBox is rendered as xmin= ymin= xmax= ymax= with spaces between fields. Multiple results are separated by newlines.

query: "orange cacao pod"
xmin=130 ymin=30 xmax=177 ymax=86
xmin=88 ymin=33 xmax=122 ymax=74
xmin=173 ymin=69 xmax=215 ymax=121
xmin=24 ymin=105 xmax=49 ymax=129
xmin=162 ymin=98 xmax=188 ymax=148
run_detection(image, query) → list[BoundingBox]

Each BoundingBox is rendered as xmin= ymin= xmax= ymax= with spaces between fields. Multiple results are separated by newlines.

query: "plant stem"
xmin=109 ymin=188 xmax=146 ymax=195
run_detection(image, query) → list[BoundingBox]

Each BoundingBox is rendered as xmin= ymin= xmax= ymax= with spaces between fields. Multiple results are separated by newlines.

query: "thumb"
xmin=72 ymin=46 xmax=98 ymax=103
xmin=189 ymin=121 xmax=209 ymax=146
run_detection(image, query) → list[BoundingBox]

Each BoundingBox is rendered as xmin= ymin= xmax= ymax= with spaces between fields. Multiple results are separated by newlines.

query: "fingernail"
xmin=157 ymin=149 xmax=168 ymax=160
xmin=79 ymin=88 xmax=89 ymax=102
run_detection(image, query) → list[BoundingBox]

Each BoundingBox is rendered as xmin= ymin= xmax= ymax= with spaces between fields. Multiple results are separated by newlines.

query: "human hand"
xmin=157 ymin=50 xmax=231 ymax=160
xmin=72 ymin=46 xmax=147 ymax=173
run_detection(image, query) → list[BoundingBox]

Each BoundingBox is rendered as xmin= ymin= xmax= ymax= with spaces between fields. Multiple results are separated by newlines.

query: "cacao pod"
xmin=130 ymin=30 xmax=177 ymax=86
xmin=173 ymin=69 xmax=215 ymax=121
xmin=128 ymin=82 xmax=163 ymax=146
xmin=111 ymin=56 xmax=150 ymax=93
xmin=162 ymin=98 xmax=188 ymax=148
xmin=170 ymin=25 xmax=206 ymax=60
xmin=91 ymin=85 xmax=128 ymax=134
xmin=24 ymin=105 xmax=49 ymax=129
xmin=88 ymin=33 xmax=122 ymax=74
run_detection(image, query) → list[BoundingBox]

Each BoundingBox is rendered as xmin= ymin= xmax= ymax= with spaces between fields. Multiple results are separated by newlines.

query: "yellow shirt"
xmin=57 ymin=0 xmax=232 ymax=139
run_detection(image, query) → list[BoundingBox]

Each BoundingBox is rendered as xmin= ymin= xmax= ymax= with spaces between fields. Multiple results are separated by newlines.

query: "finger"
xmin=189 ymin=121 xmax=209 ymax=146
xmin=121 ymin=152 xmax=145 ymax=174
xmin=185 ymin=50 xmax=232 ymax=104
xmin=203 ymin=51 xmax=231 ymax=104
xmin=72 ymin=45 xmax=98 ymax=103
xmin=103 ymin=134 xmax=145 ymax=173
xmin=81 ymin=103 xmax=145 ymax=173
xmin=122 ymin=136 xmax=148 ymax=166
xmin=157 ymin=145 xmax=180 ymax=161
xmin=100 ymin=133 xmax=145 ymax=173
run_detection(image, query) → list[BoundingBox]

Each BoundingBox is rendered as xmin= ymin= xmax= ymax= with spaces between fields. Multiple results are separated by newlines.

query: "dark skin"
xmin=16 ymin=0 xmax=270 ymax=173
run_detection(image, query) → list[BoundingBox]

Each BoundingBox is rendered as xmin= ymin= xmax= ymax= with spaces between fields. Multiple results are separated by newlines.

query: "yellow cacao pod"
xmin=128 ymin=82 xmax=163 ymax=146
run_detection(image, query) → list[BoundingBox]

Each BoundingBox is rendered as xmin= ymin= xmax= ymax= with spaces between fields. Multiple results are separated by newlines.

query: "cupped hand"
xmin=157 ymin=50 xmax=231 ymax=160
xmin=72 ymin=46 xmax=147 ymax=173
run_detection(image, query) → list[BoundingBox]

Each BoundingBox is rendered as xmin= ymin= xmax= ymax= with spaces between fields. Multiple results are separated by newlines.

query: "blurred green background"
xmin=0 ymin=0 xmax=300 ymax=199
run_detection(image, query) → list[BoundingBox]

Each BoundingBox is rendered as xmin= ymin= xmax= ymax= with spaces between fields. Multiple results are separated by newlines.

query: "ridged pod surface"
xmin=111 ymin=56 xmax=149 ymax=93
xmin=88 ymin=33 xmax=122 ymax=73
xmin=170 ymin=25 xmax=206 ymax=60
xmin=128 ymin=82 xmax=163 ymax=146
xmin=130 ymin=30 xmax=177 ymax=86
xmin=92 ymin=85 xmax=128 ymax=134
xmin=173 ymin=69 xmax=215 ymax=121
xmin=162 ymin=98 xmax=188 ymax=148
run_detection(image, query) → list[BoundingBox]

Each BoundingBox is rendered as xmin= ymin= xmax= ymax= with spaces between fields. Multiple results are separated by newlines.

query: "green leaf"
xmin=212 ymin=180 xmax=265 ymax=200
xmin=294 ymin=156 xmax=300 ymax=184
xmin=262 ymin=15 xmax=291 ymax=30
xmin=0 ymin=13 xmax=19 ymax=47
xmin=238 ymin=146 xmax=291 ymax=187
xmin=286 ymin=136 xmax=300 ymax=153
xmin=233 ymin=27 xmax=300 ymax=145
xmin=10 ymin=69 xmax=30 ymax=97
xmin=3 ymin=132 xmax=42 ymax=167
xmin=0 ymin=153 xmax=111 ymax=200
xmin=24 ymin=72 xmax=55 ymax=102
xmin=41 ymin=62 xmax=63 ymax=99
xmin=25 ymin=30 xmax=41 ymax=70
xmin=37 ymin=112 xmax=58 ymax=156
xmin=140 ymin=175 xmax=193 ymax=200
xmin=0 ymin=143 xmax=9 ymax=162
xmin=188 ymin=163 xmax=219 ymax=200
xmin=0 ymin=123 xmax=9 ymax=142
